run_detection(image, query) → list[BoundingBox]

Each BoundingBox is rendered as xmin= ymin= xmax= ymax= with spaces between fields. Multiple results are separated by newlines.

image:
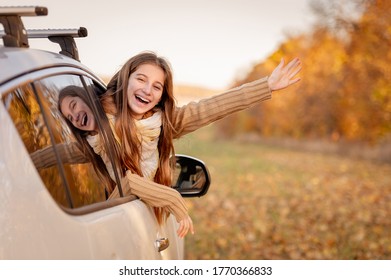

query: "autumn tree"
xmin=217 ymin=0 xmax=391 ymax=145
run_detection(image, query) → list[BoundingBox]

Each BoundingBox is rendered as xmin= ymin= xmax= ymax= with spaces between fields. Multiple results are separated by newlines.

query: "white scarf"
xmin=86 ymin=111 xmax=162 ymax=181
xmin=135 ymin=110 xmax=162 ymax=180
xmin=86 ymin=114 xmax=117 ymax=181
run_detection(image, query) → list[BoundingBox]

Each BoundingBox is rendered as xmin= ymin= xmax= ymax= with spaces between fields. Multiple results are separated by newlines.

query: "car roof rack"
xmin=0 ymin=6 xmax=47 ymax=48
xmin=0 ymin=6 xmax=87 ymax=61
xmin=28 ymin=27 xmax=88 ymax=61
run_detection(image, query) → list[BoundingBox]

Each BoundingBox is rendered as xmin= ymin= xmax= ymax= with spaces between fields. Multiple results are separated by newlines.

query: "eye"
xmin=154 ymin=85 xmax=162 ymax=91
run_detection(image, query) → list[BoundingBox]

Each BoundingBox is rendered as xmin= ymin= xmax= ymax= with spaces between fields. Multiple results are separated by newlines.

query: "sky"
xmin=2 ymin=0 xmax=315 ymax=89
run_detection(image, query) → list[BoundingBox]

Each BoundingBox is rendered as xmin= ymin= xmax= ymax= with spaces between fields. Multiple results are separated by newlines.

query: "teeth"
xmin=82 ymin=114 xmax=87 ymax=126
xmin=136 ymin=95 xmax=149 ymax=104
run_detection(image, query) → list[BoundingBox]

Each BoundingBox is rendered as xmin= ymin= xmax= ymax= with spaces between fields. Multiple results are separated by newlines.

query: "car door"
xmin=0 ymin=68 xmax=183 ymax=259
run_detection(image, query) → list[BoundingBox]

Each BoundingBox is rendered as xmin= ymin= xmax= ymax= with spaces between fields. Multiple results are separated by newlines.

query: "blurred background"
xmin=4 ymin=0 xmax=391 ymax=259
xmin=175 ymin=0 xmax=391 ymax=259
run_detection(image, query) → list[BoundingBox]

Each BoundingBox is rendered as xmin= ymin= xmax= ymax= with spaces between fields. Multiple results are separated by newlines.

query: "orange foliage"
xmin=217 ymin=0 xmax=391 ymax=146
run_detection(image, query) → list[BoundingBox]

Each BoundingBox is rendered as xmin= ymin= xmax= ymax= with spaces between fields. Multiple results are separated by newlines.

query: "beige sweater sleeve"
xmin=109 ymin=171 xmax=188 ymax=222
xmin=172 ymin=77 xmax=272 ymax=138
xmin=30 ymin=142 xmax=88 ymax=170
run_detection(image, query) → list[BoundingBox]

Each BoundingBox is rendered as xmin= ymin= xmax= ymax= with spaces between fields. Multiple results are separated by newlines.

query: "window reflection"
xmin=4 ymin=84 xmax=69 ymax=206
xmin=3 ymin=75 xmax=108 ymax=208
xmin=35 ymin=76 xmax=107 ymax=207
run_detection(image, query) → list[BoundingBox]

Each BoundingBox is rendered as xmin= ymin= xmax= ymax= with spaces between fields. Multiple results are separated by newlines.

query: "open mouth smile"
xmin=81 ymin=113 xmax=88 ymax=126
xmin=135 ymin=95 xmax=150 ymax=104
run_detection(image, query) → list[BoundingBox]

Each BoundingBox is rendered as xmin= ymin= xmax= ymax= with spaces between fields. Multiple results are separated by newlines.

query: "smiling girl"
xmin=60 ymin=51 xmax=301 ymax=238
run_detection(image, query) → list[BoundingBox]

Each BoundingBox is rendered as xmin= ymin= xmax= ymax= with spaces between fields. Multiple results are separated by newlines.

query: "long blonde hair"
xmin=102 ymin=51 xmax=177 ymax=224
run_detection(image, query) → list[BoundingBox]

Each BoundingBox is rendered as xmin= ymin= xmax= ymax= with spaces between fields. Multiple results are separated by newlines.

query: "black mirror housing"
xmin=172 ymin=154 xmax=211 ymax=197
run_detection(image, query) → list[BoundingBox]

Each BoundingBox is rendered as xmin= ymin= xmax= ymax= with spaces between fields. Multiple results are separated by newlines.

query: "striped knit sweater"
xmin=109 ymin=76 xmax=272 ymax=222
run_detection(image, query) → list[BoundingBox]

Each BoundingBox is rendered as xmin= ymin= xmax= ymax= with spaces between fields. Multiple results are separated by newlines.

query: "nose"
xmin=71 ymin=112 xmax=79 ymax=125
xmin=142 ymin=83 xmax=152 ymax=95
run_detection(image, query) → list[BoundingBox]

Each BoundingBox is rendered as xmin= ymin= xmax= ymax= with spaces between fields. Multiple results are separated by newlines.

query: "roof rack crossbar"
xmin=0 ymin=27 xmax=88 ymax=61
xmin=0 ymin=6 xmax=48 ymax=48
xmin=27 ymin=27 xmax=88 ymax=61
xmin=0 ymin=6 xmax=47 ymax=17
xmin=26 ymin=27 xmax=88 ymax=39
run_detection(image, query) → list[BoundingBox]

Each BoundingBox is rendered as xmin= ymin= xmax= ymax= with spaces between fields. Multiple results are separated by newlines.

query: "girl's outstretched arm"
xmin=171 ymin=57 xmax=302 ymax=139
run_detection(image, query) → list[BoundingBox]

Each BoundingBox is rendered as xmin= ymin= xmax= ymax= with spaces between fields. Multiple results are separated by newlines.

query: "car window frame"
xmin=81 ymin=76 xmax=125 ymax=197
xmin=1 ymin=66 xmax=134 ymax=215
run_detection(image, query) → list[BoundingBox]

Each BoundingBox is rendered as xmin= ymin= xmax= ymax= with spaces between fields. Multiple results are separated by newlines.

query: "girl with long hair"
xmin=59 ymin=51 xmax=302 ymax=238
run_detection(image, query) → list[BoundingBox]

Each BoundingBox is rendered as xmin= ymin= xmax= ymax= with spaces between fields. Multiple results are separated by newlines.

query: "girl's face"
xmin=60 ymin=96 xmax=97 ymax=132
xmin=127 ymin=63 xmax=165 ymax=120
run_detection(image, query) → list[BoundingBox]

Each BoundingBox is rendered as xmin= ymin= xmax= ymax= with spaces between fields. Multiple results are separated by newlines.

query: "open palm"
xmin=268 ymin=58 xmax=302 ymax=91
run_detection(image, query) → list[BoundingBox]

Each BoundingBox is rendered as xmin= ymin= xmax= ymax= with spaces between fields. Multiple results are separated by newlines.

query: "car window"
xmin=2 ymin=74 xmax=111 ymax=208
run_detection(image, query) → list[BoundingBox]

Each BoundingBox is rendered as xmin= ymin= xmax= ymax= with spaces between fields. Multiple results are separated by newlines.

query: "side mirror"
xmin=172 ymin=154 xmax=211 ymax=197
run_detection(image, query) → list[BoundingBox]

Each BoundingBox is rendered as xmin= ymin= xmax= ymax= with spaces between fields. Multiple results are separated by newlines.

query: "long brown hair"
xmin=102 ymin=51 xmax=177 ymax=224
xmin=58 ymin=85 xmax=115 ymax=194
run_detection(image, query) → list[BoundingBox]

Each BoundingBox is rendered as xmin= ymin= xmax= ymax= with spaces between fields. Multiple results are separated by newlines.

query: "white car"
xmin=0 ymin=6 xmax=210 ymax=259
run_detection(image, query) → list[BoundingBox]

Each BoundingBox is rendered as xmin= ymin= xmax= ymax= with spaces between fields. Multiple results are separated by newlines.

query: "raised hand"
xmin=268 ymin=58 xmax=302 ymax=92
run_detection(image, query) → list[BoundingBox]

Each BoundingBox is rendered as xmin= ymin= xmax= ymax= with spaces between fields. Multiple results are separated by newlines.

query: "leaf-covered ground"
xmin=175 ymin=126 xmax=391 ymax=260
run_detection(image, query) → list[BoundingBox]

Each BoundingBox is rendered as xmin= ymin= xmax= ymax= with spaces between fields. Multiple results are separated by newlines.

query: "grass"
xmin=174 ymin=124 xmax=391 ymax=260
